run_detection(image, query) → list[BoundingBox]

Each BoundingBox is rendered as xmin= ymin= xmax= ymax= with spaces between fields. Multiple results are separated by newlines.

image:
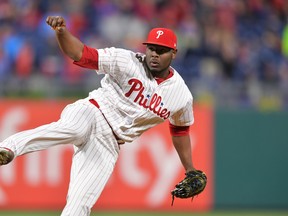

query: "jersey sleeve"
xmin=169 ymin=122 xmax=190 ymax=136
xmin=96 ymin=47 xmax=130 ymax=76
xmin=75 ymin=46 xmax=134 ymax=79
xmin=73 ymin=45 xmax=99 ymax=69
xmin=169 ymin=98 xmax=194 ymax=126
xmin=168 ymin=100 xmax=193 ymax=136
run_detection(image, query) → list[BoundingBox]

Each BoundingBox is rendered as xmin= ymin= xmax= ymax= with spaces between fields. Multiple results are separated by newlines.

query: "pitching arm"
xmin=46 ymin=16 xmax=84 ymax=61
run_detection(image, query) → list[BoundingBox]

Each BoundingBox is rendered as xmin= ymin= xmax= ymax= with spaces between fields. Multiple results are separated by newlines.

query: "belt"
xmin=89 ymin=99 xmax=124 ymax=145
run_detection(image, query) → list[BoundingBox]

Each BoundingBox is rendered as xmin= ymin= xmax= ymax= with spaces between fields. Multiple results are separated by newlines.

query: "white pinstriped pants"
xmin=0 ymin=98 xmax=120 ymax=216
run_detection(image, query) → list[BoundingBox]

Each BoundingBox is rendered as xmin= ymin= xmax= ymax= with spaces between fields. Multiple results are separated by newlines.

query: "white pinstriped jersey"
xmin=88 ymin=47 xmax=194 ymax=142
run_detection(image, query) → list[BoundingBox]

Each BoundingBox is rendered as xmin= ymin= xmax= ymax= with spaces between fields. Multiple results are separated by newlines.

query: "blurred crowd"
xmin=1 ymin=0 xmax=288 ymax=110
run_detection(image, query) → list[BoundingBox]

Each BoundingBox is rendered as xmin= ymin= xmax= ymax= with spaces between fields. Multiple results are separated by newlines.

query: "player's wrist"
xmin=185 ymin=167 xmax=196 ymax=173
xmin=54 ymin=26 xmax=67 ymax=34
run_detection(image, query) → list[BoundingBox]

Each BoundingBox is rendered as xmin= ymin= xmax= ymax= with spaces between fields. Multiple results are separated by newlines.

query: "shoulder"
xmin=97 ymin=47 xmax=136 ymax=58
xmin=98 ymin=47 xmax=143 ymax=65
xmin=171 ymin=68 xmax=193 ymax=97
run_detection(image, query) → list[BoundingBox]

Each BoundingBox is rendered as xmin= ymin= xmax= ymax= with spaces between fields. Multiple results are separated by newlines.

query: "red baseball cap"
xmin=143 ymin=28 xmax=177 ymax=50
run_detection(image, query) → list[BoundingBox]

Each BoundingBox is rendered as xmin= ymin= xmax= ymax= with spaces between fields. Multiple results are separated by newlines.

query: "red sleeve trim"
xmin=73 ymin=45 xmax=99 ymax=69
xmin=169 ymin=122 xmax=190 ymax=136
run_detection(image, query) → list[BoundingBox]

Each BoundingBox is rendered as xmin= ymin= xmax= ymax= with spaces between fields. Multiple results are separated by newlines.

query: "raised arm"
xmin=46 ymin=16 xmax=84 ymax=61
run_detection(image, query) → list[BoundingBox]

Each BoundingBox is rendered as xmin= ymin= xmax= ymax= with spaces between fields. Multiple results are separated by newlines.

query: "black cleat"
xmin=0 ymin=147 xmax=14 ymax=166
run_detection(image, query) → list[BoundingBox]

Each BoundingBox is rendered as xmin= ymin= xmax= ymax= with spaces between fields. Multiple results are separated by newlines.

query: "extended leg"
xmin=0 ymin=99 xmax=96 ymax=163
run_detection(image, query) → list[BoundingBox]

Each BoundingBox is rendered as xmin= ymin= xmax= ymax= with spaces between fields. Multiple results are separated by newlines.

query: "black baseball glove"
xmin=171 ymin=170 xmax=207 ymax=205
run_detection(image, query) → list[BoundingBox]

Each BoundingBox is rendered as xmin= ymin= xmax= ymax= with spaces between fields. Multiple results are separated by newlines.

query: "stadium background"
xmin=0 ymin=0 xmax=288 ymax=215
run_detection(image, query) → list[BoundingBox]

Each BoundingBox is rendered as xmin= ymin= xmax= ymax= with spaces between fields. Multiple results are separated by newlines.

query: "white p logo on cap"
xmin=143 ymin=28 xmax=177 ymax=49
xmin=156 ymin=30 xmax=164 ymax=39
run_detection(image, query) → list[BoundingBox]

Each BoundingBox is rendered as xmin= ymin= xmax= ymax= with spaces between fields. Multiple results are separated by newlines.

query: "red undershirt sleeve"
xmin=169 ymin=122 xmax=190 ymax=136
xmin=73 ymin=45 xmax=99 ymax=70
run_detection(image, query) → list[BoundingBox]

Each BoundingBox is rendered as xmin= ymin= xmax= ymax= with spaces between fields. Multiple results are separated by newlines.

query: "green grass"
xmin=0 ymin=211 xmax=287 ymax=216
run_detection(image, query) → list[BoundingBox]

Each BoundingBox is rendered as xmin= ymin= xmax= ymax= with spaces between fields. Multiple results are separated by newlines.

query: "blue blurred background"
xmin=1 ymin=0 xmax=288 ymax=110
xmin=1 ymin=0 xmax=288 ymax=213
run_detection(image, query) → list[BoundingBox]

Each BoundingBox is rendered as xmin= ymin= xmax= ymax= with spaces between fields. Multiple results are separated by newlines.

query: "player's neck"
xmin=153 ymin=69 xmax=173 ymax=85
xmin=151 ymin=67 xmax=170 ymax=79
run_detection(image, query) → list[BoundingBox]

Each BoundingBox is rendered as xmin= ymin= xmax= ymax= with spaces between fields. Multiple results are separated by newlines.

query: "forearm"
xmin=46 ymin=16 xmax=84 ymax=61
xmin=172 ymin=135 xmax=195 ymax=172
xmin=55 ymin=29 xmax=84 ymax=61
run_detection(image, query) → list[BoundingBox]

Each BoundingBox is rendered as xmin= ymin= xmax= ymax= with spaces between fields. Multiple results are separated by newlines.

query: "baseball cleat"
xmin=0 ymin=147 xmax=14 ymax=166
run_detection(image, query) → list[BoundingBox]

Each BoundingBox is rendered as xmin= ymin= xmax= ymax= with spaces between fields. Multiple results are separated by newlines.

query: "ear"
xmin=172 ymin=49 xmax=177 ymax=59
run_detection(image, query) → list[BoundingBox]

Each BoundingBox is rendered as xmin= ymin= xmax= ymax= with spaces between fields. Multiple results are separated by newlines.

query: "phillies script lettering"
xmin=125 ymin=78 xmax=170 ymax=119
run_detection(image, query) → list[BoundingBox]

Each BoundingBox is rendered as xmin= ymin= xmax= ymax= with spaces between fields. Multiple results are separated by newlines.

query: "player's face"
xmin=145 ymin=44 xmax=177 ymax=77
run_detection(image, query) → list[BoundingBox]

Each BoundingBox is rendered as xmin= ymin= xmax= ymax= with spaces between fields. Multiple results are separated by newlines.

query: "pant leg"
xmin=61 ymin=107 xmax=119 ymax=216
xmin=0 ymin=99 xmax=96 ymax=157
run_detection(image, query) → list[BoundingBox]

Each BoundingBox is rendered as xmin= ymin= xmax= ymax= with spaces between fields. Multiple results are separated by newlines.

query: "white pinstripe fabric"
xmin=0 ymin=47 xmax=194 ymax=215
xmin=0 ymin=99 xmax=119 ymax=216
xmin=90 ymin=47 xmax=194 ymax=142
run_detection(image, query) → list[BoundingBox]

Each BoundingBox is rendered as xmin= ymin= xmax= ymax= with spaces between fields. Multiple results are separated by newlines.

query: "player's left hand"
xmin=171 ymin=170 xmax=207 ymax=205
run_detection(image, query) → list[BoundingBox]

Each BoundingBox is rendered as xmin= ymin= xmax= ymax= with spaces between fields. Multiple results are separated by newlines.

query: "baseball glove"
xmin=171 ymin=170 xmax=207 ymax=205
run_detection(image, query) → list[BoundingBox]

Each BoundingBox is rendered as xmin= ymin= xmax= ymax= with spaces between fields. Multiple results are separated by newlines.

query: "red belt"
xmin=89 ymin=99 xmax=123 ymax=144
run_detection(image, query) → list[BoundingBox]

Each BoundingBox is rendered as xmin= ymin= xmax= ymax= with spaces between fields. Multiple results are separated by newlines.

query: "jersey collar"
xmin=154 ymin=68 xmax=174 ymax=85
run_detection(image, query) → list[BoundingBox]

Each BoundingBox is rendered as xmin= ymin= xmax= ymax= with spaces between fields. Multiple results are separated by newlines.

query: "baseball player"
xmin=0 ymin=16 xmax=200 ymax=215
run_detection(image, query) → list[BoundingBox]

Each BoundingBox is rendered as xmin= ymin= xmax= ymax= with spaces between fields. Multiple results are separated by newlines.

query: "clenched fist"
xmin=46 ymin=16 xmax=66 ymax=33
